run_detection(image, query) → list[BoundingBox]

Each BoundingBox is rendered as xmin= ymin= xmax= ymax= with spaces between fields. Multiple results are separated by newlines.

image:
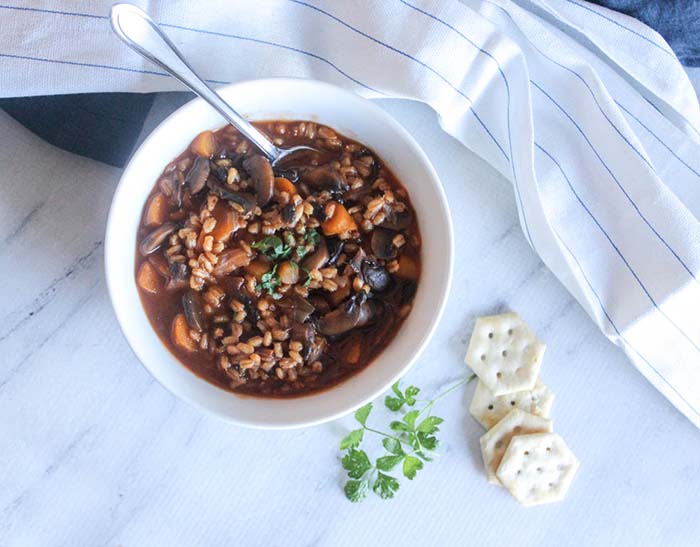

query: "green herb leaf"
xmin=340 ymin=429 xmax=364 ymax=450
xmin=389 ymin=420 xmax=411 ymax=432
xmin=295 ymin=246 xmax=309 ymax=259
xmin=417 ymin=432 xmax=438 ymax=451
xmin=344 ymin=479 xmax=370 ymax=502
xmin=402 ymin=456 xmax=423 ymax=480
xmin=252 ymin=235 xmax=292 ymax=261
xmin=342 ymin=448 xmax=372 ymax=479
xmin=302 ymin=268 xmax=312 ymax=288
xmin=304 ymin=228 xmax=320 ymax=246
xmin=417 ymin=416 xmax=444 ymax=434
xmin=382 ymin=438 xmax=405 ymax=456
xmin=402 ymin=410 xmax=420 ymax=429
xmin=376 ymin=455 xmax=404 ymax=471
xmin=384 ymin=395 xmax=404 ymax=411
xmin=415 ymin=450 xmax=433 ymax=462
xmin=258 ymin=265 xmax=281 ymax=297
xmin=404 ymin=386 xmax=420 ymax=405
xmin=284 ymin=232 xmax=296 ymax=248
xmin=373 ymin=472 xmax=400 ymax=499
xmin=391 ymin=382 xmax=404 ymax=399
xmin=354 ymin=403 xmax=373 ymax=426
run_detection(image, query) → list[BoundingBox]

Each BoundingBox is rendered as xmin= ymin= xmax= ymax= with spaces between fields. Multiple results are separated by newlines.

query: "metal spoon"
xmin=109 ymin=3 xmax=316 ymax=164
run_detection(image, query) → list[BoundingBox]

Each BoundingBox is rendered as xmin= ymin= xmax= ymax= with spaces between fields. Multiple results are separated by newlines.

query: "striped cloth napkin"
xmin=3 ymin=0 xmax=700 ymax=428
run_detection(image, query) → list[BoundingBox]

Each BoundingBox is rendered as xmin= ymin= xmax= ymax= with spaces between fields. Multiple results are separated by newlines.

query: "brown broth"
xmin=135 ymin=120 xmax=421 ymax=397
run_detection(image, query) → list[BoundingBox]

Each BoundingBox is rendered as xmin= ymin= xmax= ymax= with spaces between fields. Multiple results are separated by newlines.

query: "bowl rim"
xmin=105 ymin=77 xmax=454 ymax=429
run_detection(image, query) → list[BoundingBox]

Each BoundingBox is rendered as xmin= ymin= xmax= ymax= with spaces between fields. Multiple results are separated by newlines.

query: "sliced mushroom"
xmin=290 ymin=320 xmax=315 ymax=349
xmin=371 ymin=228 xmax=397 ymax=260
xmin=273 ymin=166 xmax=300 ymax=183
xmin=185 ymin=156 xmax=210 ymax=194
xmin=362 ymin=261 xmax=391 ymax=292
xmin=182 ymin=290 xmax=206 ymax=331
xmin=380 ymin=208 xmax=412 ymax=231
xmin=172 ymin=171 xmax=185 ymax=208
xmin=327 ymin=238 xmax=345 ymax=265
xmin=243 ymin=155 xmax=274 ymax=207
xmin=278 ymin=294 xmax=315 ymax=323
xmin=139 ymin=223 xmax=176 ymax=256
xmin=281 ymin=203 xmax=296 ymax=225
xmin=306 ymin=335 xmax=327 ymax=363
xmin=231 ymin=288 xmax=260 ymax=325
xmin=301 ymin=237 xmax=329 ymax=271
xmin=344 ymin=183 xmax=372 ymax=202
xmin=349 ymin=247 xmax=367 ymax=275
xmin=317 ymin=294 xmax=377 ymax=336
xmin=206 ymin=179 xmax=256 ymax=214
xmin=212 ymin=248 xmax=251 ymax=277
xmin=165 ymin=261 xmax=189 ymax=291
xmin=302 ymin=165 xmax=348 ymax=191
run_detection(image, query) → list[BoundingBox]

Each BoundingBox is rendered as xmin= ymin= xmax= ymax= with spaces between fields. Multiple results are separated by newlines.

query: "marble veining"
xmin=2 ymin=97 xmax=700 ymax=546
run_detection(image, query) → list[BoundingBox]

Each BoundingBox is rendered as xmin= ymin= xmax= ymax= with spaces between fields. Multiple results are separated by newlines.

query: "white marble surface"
xmin=2 ymin=95 xmax=700 ymax=547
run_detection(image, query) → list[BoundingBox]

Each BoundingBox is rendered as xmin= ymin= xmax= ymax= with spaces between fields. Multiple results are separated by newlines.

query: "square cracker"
xmin=496 ymin=432 xmax=579 ymax=506
xmin=464 ymin=312 xmax=545 ymax=396
xmin=480 ymin=408 xmax=552 ymax=484
xmin=470 ymin=379 xmax=554 ymax=429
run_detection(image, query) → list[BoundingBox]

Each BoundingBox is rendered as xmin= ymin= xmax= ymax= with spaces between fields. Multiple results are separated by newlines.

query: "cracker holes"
xmin=536 ymin=467 xmax=543 ymax=473
xmin=510 ymin=401 xmax=516 ymax=406
xmin=524 ymin=450 xmax=530 ymax=456
xmin=501 ymin=350 xmax=508 ymax=357
xmin=546 ymin=447 xmax=551 ymax=452
xmin=496 ymin=372 xmax=502 ymax=379
xmin=548 ymin=483 xmax=554 ymax=488
xmin=481 ymin=354 xmax=486 ymax=362
xmin=488 ymin=332 xmax=494 ymax=338
xmin=487 ymin=404 xmax=494 ymax=410
xmin=507 ymin=328 xmax=513 ymax=335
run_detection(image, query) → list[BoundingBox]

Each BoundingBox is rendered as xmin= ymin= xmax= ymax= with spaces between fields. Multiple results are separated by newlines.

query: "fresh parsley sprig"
xmin=340 ymin=375 xmax=476 ymax=502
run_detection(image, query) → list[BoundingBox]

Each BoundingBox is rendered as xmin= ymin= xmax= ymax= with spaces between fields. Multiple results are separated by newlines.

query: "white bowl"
xmin=105 ymin=78 xmax=453 ymax=429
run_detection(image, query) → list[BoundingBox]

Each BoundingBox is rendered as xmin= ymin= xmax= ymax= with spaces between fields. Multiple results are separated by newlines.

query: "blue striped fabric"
xmin=1 ymin=0 xmax=700 ymax=426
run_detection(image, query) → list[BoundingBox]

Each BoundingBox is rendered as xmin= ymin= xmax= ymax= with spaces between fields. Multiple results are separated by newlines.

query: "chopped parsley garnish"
xmin=252 ymin=236 xmax=292 ymax=262
xmin=304 ymin=228 xmax=321 ymax=246
xmin=258 ymin=265 xmax=282 ymax=298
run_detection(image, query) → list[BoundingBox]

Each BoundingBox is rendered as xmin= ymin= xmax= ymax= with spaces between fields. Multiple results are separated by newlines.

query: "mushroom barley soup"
xmin=135 ymin=121 xmax=421 ymax=396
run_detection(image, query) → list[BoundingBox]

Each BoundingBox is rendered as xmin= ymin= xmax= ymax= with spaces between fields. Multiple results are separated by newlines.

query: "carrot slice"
xmin=144 ymin=193 xmax=169 ymax=227
xmin=211 ymin=203 xmax=239 ymax=242
xmin=274 ymin=177 xmax=297 ymax=196
xmin=345 ymin=340 xmax=362 ymax=365
xmin=137 ymin=261 xmax=161 ymax=294
xmin=321 ymin=201 xmax=357 ymax=235
xmin=246 ymin=260 xmax=271 ymax=280
xmin=172 ymin=314 xmax=198 ymax=352
xmin=277 ymin=260 xmax=299 ymax=285
xmin=396 ymin=254 xmax=419 ymax=280
xmin=190 ymin=130 xmax=216 ymax=157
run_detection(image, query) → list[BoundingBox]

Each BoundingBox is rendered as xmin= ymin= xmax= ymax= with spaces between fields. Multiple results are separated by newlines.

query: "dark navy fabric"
xmin=590 ymin=0 xmax=700 ymax=67
xmin=0 ymin=93 xmax=156 ymax=167
xmin=2 ymin=2 xmax=698 ymax=167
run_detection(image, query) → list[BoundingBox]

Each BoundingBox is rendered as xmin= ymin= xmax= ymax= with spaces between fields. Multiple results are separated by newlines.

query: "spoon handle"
xmin=110 ymin=3 xmax=279 ymax=161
